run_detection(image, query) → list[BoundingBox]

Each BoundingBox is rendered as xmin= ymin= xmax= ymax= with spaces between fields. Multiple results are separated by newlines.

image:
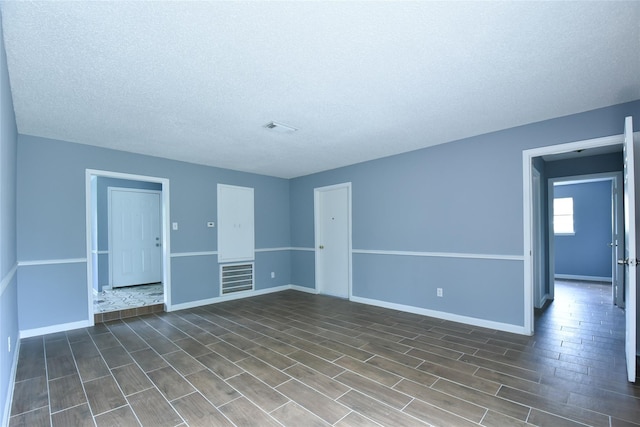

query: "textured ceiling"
xmin=1 ymin=1 xmax=639 ymax=178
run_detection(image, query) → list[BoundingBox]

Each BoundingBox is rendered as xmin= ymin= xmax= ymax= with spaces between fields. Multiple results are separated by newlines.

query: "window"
xmin=554 ymin=197 xmax=574 ymax=235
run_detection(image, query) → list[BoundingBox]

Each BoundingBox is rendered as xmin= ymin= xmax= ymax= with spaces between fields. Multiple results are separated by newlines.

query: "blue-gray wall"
xmin=290 ymin=101 xmax=640 ymax=329
xmin=546 ymin=152 xmax=623 ymax=178
xmin=0 ymin=10 xmax=19 ymax=426
xmin=17 ymin=135 xmax=292 ymax=330
xmin=554 ymin=181 xmax=613 ymax=280
xmin=96 ymin=177 xmax=162 ymax=292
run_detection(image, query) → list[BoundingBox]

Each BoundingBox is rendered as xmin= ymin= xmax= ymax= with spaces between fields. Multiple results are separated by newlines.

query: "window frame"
xmin=553 ymin=196 xmax=575 ymax=236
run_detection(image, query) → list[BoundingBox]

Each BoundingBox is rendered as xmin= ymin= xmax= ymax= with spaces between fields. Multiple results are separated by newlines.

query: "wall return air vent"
xmin=220 ymin=263 xmax=254 ymax=295
xmin=263 ymin=121 xmax=298 ymax=133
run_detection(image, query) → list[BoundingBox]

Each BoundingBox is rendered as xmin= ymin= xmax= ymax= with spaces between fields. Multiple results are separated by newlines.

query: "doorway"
xmin=523 ymin=134 xmax=623 ymax=334
xmin=548 ymin=173 xmax=623 ymax=306
xmin=314 ymin=182 xmax=352 ymax=298
xmin=85 ymin=169 xmax=171 ymax=325
xmin=523 ymin=128 xmax=639 ymax=383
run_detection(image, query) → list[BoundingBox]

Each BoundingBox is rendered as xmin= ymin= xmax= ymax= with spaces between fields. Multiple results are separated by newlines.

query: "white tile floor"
xmin=93 ymin=283 xmax=164 ymax=313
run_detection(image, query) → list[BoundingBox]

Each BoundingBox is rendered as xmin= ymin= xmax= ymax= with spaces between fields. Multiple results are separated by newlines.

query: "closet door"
xmin=217 ymin=184 xmax=254 ymax=263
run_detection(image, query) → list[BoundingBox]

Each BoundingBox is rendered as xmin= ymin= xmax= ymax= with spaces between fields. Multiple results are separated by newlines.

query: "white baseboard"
xmin=2 ymin=338 xmax=20 ymax=427
xmin=169 ymin=285 xmax=292 ymax=312
xmin=289 ymin=284 xmax=318 ymax=294
xmin=16 ymin=283 xmax=528 ymax=343
xmin=555 ymin=274 xmax=612 ymax=283
xmin=20 ymin=320 xmax=92 ymax=339
xmin=349 ymin=295 xmax=529 ymax=336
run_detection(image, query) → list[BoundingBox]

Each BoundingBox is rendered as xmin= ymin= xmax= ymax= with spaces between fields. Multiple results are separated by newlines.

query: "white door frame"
xmin=108 ymin=187 xmax=163 ymax=288
xmin=314 ymin=182 xmax=353 ymax=298
xmin=532 ymin=168 xmax=546 ymax=308
xmin=85 ymin=169 xmax=171 ymax=325
xmin=523 ymin=133 xmax=625 ymax=335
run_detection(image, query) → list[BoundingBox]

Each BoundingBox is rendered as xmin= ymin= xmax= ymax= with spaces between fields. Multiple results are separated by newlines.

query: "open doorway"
xmin=523 ymin=135 xmax=624 ymax=334
xmin=523 ymin=128 xmax=640 ymax=384
xmin=548 ymin=173 xmax=624 ymax=307
xmin=85 ymin=169 xmax=172 ymax=325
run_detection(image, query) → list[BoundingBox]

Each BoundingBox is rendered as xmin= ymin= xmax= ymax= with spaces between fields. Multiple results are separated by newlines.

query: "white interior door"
xmin=622 ymin=115 xmax=637 ymax=383
xmin=110 ymin=188 xmax=162 ymax=287
xmin=613 ymin=177 xmax=625 ymax=307
xmin=315 ymin=183 xmax=351 ymax=298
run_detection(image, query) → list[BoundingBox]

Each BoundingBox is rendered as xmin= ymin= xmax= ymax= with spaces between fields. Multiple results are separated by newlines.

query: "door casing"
xmin=523 ymin=133 xmax=625 ymax=334
xmin=86 ymin=169 xmax=171 ymax=325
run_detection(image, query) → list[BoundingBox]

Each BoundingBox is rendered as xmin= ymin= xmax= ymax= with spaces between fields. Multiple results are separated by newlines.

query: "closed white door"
xmin=315 ymin=183 xmax=351 ymax=298
xmin=110 ymin=188 xmax=162 ymax=287
xmin=622 ymin=116 xmax=637 ymax=383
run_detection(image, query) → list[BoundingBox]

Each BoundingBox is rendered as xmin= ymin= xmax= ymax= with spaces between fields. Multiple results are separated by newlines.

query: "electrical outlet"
xmin=172 ymin=222 xmax=178 ymax=231
xmin=437 ymin=288 xmax=443 ymax=297
xmin=271 ymin=272 xmax=275 ymax=279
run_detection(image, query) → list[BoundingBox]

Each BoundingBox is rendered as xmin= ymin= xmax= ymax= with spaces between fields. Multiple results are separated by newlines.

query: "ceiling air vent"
xmin=263 ymin=121 xmax=298 ymax=133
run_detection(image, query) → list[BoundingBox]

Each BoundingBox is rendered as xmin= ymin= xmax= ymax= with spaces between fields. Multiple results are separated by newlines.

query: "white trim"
xmin=290 ymin=247 xmax=315 ymax=252
xmin=353 ymin=249 xmax=524 ymax=261
xmin=86 ymin=169 xmax=172 ymax=324
xmin=523 ymin=132 xmax=631 ymax=336
xmin=2 ymin=338 xmax=20 ymax=427
xmin=170 ymin=248 xmax=304 ymax=258
xmin=0 ymin=263 xmax=17 ymax=296
xmin=523 ymin=134 xmax=624 ymax=159
xmin=350 ymin=295 xmax=528 ymax=335
xmin=20 ymin=320 xmax=91 ymax=339
xmin=18 ymin=258 xmax=87 ymax=266
xmin=171 ymin=251 xmax=217 ymax=258
xmin=169 ymin=285 xmax=291 ymax=311
xmin=555 ymin=274 xmax=612 ymax=283
xmin=91 ymin=250 xmax=109 ymax=255
xmin=290 ymin=284 xmax=318 ymax=294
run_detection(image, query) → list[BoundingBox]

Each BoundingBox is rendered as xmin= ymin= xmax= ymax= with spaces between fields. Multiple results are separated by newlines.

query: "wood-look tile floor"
xmin=8 ymin=280 xmax=640 ymax=426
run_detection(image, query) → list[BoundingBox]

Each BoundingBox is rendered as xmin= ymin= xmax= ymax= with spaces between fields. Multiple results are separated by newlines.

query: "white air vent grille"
xmin=220 ymin=263 xmax=254 ymax=295
xmin=263 ymin=121 xmax=298 ymax=133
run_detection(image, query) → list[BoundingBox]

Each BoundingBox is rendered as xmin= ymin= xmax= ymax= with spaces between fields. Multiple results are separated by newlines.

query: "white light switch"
xmin=172 ymin=222 xmax=178 ymax=231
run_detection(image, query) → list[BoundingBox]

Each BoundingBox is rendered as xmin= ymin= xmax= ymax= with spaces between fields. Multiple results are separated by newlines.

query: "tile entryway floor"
xmin=9 ymin=281 xmax=640 ymax=426
xmin=94 ymin=283 xmax=164 ymax=313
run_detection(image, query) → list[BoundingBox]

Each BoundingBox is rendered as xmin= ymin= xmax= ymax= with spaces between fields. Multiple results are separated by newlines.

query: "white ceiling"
xmin=1 ymin=1 xmax=639 ymax=178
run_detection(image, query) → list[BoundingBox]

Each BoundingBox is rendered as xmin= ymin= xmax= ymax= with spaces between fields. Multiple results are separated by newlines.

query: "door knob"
xmin=618 ymin=259 xmax=628 ymax=265
xmin=319 ymin=245 xmax=324 ymax=249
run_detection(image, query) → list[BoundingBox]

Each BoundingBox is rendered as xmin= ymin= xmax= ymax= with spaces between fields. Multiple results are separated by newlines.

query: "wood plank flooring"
xmin=8 ymin=280 xmax=640 ymax=426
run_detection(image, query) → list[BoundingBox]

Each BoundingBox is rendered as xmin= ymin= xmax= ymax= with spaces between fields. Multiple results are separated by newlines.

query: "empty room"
xmin=1 ymin=1 xmax=640 ymax=426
